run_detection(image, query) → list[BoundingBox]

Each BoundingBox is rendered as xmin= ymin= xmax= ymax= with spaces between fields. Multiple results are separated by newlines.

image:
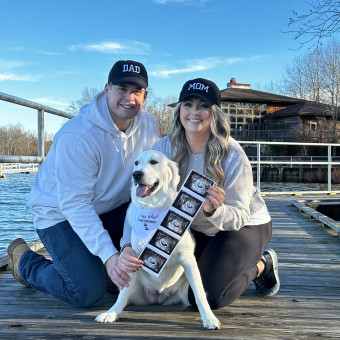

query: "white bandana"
xmin=131 ymin=206 xmax=169 ymax=247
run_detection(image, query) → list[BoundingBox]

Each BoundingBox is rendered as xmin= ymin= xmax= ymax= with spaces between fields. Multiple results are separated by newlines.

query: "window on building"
xmin=221 ymin=101 xmax=267 ymax=132
xmin=310 ymin=122 xmax=317 ymax=131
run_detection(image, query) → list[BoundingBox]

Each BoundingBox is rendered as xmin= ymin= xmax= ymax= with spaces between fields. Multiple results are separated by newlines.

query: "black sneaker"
xmin=253 ymin=248 xmax=280 ymax=297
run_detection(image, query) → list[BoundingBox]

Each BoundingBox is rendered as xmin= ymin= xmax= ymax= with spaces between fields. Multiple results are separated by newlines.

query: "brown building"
xmin=221 ymin=78 xmax=338 ymax=142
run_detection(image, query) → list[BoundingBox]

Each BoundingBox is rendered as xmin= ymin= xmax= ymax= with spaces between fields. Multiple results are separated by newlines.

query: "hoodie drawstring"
xmin=112 ymin=136 xmax=126 ymax=167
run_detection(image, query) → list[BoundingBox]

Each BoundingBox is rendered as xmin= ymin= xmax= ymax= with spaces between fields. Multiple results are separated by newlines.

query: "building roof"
xmin=265 ymin=100 xmax=331 ymax=119
xmin=220 ymin=87 xmax=301 ymax=105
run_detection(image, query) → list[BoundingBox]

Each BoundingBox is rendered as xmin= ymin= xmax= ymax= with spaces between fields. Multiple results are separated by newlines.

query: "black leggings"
xmin=188 ymin=221 xmax=272 ymax=310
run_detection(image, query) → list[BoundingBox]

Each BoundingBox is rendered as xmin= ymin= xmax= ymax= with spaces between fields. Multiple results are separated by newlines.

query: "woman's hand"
xmin=203 ymin=186 xmax=225 ymax=215
xmin=118 ymin=246 xmax=143 ymax=273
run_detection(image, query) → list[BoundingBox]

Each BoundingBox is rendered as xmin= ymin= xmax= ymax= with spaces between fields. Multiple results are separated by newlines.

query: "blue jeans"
xmin=18 ymin=202 xmax=129 ymax=307
xmin=19 ymin=220 xmax=106 ymax=307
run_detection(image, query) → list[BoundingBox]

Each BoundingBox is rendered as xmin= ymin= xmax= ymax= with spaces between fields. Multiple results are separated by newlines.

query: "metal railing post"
xmin=37 ymin=109 xmax=45 ymax=161
xmin=0 ymin=92 xmax=75 ymax=165
xmin=328 ymin=145 xmax=332 ymax=191
xmin=257 ymin=143 xmax=261 ymax=189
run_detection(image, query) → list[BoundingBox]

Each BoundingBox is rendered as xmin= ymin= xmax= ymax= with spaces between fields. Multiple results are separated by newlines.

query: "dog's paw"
xmin=202 ymin=314 xmax=221 ymax=330
xmin=95 ymin=312 xmax=119 ymax=323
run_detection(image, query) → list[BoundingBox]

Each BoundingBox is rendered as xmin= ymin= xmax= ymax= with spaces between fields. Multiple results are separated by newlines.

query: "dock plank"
xmin=1 ymin=195 xmax=340 ymax=339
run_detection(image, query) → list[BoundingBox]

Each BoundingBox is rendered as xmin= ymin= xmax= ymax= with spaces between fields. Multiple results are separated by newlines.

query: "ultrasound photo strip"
xmin=160 ymin=210 xmax=190 ymax=236
xmin=172 ymin=190 xmax=203 ymax=217
xmin=139 ymin=170 xmax=215 ymax=277
xmin=183 ymin=170 xmax=215 ymax=198
xmin=139 ymin=247 xmax=167 ymax=274
xmin=149 ymin=229 xmax=179 ymax=255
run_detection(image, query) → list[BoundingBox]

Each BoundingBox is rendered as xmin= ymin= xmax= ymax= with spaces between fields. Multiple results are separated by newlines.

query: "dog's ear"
xmin=164 ymin=159 xmax=180 ymax=193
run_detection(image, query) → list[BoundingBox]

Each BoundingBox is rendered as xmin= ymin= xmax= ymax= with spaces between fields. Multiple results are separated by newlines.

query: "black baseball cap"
xmin=178 ymin=78 xmax=221 ymax=107
xmin=108 ymin=60 xmax=148 ymax=89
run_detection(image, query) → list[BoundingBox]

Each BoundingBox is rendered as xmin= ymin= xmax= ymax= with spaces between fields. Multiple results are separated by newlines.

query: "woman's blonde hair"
xmin=169 ymin=102 xmax=230 ymax=185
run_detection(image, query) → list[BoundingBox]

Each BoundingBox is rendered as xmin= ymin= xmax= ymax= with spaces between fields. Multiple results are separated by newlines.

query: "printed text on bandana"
xmin=132 ymin=207 xmax=168 ymax=247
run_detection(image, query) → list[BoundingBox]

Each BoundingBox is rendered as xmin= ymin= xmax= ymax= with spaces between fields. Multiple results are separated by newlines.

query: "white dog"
xmin=96 ymin=150 xmax=220 ymax=330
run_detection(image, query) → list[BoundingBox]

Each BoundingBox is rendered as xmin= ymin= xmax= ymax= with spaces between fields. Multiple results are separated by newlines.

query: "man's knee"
xmin=71 ymin=282 xmax=106 ymax=308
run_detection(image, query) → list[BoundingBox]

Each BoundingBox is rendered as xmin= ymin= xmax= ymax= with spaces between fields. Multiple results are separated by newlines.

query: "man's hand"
xmin=105 ymin=253 xmax=132 ymax=291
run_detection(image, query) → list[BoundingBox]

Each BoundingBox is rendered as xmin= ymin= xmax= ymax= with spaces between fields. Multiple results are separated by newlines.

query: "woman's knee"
xmin=188 ymin=286 xmax=236 ymax=311
xmin=206 ymin=294 xmax=236 ymax=310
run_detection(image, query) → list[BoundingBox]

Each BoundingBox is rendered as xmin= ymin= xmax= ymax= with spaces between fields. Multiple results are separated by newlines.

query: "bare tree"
xmin=67 ymin=87 xmax=100 ymax=115
xmin=44 ymin=132 xmax=54 ymax=155
xmin=0 ymin=124 xmax=51 ymax=156
xmin=143 ymin=94 xmax=176 ymax=137
xmin=319 ymin=39 xmax=340 ymax=142
xmin=283 ymin=47 xmax=324 ymax=101
xmin=282 ymin=39 xmax=340 ymax=142
xmin=286 ymin=0 xmax=340 ymax=49
xmin=253 ymin=80 xmax=286 ymax=95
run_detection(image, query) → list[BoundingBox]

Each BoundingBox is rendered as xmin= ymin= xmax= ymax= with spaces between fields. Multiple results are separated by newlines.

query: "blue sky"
xmin=1 ymin=0 xmax=336 ymax=134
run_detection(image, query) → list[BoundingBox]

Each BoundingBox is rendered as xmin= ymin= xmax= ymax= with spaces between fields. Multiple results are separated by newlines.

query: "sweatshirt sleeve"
xmin=204 ymin=147 xmax=253 ymax=232
xmin=152 ymin=136 xmax=172 ymax=158
xmin=54 ymin=132 xmax=118 ymax=263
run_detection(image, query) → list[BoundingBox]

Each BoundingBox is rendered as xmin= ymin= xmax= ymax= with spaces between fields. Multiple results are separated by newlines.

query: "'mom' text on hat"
xmin=188 ymin=83 xmax=209 ymax=92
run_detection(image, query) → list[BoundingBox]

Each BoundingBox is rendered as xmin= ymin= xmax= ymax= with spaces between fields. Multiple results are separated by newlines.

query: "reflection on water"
xmin=0 ymin=173 xmax=35 ymax=254
xmin=260 ymin=182 xmax=340 ymax=192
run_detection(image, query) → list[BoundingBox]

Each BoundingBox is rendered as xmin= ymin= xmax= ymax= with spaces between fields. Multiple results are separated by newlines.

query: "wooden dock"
xmin=1 ymin=195 xmax=340 ymax=339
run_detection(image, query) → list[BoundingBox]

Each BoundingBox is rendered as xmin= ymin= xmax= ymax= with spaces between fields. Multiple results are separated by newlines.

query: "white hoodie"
xmin=26 ymin=91 xmax=158 ymax=263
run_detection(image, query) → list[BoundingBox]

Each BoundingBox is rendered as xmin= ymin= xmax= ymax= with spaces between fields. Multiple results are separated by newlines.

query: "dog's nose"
xmin=133 ymin=171 xmax=143 ymax=181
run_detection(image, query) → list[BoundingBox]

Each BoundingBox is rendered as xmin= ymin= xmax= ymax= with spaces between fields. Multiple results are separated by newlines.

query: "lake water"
xmin=0 ymin=173 xmax=339 ymax=255
xmin=0 ymin=173 xmax=36 ymax=254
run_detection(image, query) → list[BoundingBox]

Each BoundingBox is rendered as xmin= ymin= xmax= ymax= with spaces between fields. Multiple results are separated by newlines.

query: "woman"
xmin=152 ymin=78 xmax=279 ymax=309
xmin=119 ymin=78 xmax=280 ymax=309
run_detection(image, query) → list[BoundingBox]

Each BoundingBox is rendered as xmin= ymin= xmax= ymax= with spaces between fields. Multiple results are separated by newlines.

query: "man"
xmin=7 ymin=60 xmax=158 ymax=307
